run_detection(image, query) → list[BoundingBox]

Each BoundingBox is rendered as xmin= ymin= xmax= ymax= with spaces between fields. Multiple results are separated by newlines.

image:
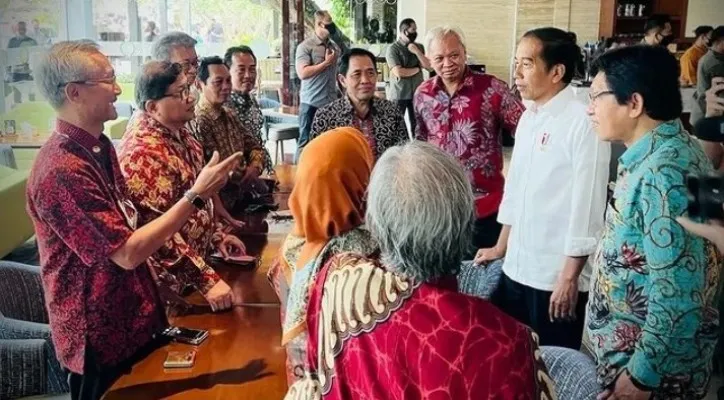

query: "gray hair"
xmin=366 ymin=141 xmax=475 ymax=283
xmin=35 ymin=40 xmax=105 ymax=109
xmin=426 ymin=25 xmax=467 ymax=52
xmin=151 ymin=31 xmax=197 ymax=61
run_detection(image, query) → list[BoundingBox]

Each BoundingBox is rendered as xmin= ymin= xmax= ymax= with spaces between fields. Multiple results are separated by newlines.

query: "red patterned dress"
xmin=414 ymin=69 xmax=524 ymax=218
xmin=285 ymin=253 xmax=557 ymax=400
xmin=117 ymin=112 xmax=225 ymax=297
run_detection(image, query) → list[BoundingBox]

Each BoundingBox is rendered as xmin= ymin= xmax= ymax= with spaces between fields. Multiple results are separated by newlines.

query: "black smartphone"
xmin=161 ymin=326 xmax=209 ymax=345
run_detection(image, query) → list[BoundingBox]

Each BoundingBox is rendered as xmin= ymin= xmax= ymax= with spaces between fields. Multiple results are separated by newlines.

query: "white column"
xmin=157 ymin=0 xmax=168 ymax=33
xmin=397 ymin=0 xmax=426 ymax=39
xmin=65 ymin=0 xmax=95 ymax=40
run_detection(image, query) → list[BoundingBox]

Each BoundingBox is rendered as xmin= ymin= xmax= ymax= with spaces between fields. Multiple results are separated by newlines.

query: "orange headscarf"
xmin=288 ymin=127 xmax=374 ymax=270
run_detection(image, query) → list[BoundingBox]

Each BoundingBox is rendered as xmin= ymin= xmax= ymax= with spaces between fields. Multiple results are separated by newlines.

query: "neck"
xmin=153 ymin=115 xmax=185 ymax=134
xmin=56 ymin=110 xmax=103 ymax=139
xmin=533 ymin=83 xmax=566 ymax=108
xmin=399 ymin=36 xmax=409 ymax=44
xmin=350 ymin=96 xmax=371 ymax=119
xmin=623 ymin=117 xmax=663 ymax=147
xmin=442 ymin=77 xmax=462 ymax=96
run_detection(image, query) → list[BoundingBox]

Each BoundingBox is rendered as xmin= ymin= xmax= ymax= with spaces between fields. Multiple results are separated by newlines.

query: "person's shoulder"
xmin=374 ymin=97 xmax=402 ymax=113
xmin=28 ymin=136 xmax=95 ymax=196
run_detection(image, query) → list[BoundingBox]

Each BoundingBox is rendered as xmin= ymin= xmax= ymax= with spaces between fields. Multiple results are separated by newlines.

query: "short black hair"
xmin=399 ymin=18 xmax=416 ymax=32
xmin=522 ymin=27 xmax=581 ymax=85
xmin=198 ymin=56 xmax=226 ymax=83
xmin=338 ymin=48 xmax=377 ymax=76
xmin=644 ymin=14 xmax=671 ymax=34
xmin=711 ymin=26 xmax=724 ymax=46
xmin=135 ymin=60 xmax=183 ymax=111
xmin=591 ymin=45 xmax=682 ymax=121
xmin=224 ymin=45 xmax=257 ymax=67
xmin=694 ymin=25 xmax=714 ymax=38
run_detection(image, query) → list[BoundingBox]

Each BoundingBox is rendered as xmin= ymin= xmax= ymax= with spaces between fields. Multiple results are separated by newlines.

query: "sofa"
xmin=0 ymin=261 xmax=69 ymax=399
xmin=0 ymin=165 xmax=34 ymax=259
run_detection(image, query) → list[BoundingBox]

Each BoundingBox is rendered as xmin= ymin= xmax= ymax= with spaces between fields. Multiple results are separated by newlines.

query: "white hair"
xmin=425 ymin=25 xmax=467 ymax=52
xmin=365 ymin=141 xmax=475 ymax=283
xmin=35 ymin=40 xmax=105 ymax=109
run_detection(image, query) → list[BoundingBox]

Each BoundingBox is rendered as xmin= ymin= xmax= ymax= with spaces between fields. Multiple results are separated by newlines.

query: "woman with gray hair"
xmin=285 ymin=142 xmax=555 ymax=400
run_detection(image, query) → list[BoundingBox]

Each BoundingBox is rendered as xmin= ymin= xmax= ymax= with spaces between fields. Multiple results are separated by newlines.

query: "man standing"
xmin=194 ymin=56 xmax=266 ymax=211
xmin=294 ymin=10 xmax=341 ymax=162
xmin=7 ymin=21 xmax=38 ymax=83
xmin=386 ymin=18 xmax=430 ymax=136
xmin=475 ymin=28 xmax=610 ymax=349
xmin=680 ymin=25 xmax=713 ymax=86
xmin=414 ymin=26 xmax=524 ymax=250
xmin=29 ymin=41 xmax=240 ymax=400
xmin=311 ymin=48 xmax=408 ymax=159
xmin=691 ymin=26 xmax=724 ymax=127
xmin=641 ymin=14 xmax=674 ymax=47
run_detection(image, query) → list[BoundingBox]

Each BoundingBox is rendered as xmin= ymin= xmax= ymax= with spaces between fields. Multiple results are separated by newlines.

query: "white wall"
xmin=685 ymin=0 xmax=724 ymax=37
xmin=397 ymin=0 xmax=427 ymax=40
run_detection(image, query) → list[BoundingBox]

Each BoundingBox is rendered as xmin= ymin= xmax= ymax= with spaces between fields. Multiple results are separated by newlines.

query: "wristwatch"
xmin=183 ymin=190 xmax=205 ymax=210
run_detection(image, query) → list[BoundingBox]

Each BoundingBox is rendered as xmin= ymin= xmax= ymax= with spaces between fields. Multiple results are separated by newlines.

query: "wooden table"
xmin=105 ymin=164 xmax=297 ymax=400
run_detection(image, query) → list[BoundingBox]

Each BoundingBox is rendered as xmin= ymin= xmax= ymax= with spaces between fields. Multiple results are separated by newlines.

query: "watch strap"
xmin=183 ymin=190 xmax=205 ymax=210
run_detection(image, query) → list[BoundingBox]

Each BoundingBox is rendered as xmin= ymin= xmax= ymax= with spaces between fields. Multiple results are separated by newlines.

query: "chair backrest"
xmin=259 ymin=97 xmax=281 ymax=110
xmin=0 ymin=261 xmax=48 ymax=324
xmin=540 ymin=346 xmax=601 ymax=400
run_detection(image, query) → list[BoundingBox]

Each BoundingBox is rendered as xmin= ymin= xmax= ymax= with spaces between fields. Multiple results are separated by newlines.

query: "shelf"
xmin=616 ymin=16 xmax=648 ymax=20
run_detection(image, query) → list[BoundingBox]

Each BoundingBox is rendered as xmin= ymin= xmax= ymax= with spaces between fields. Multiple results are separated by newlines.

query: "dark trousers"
xmin=469 ymin=213 xmax=503 ymax=257
xmin=491 ymin=274 xmax=588 ymax=349
xmin=68 ymin=336 xmax=168 ymax=400
xmin=296 ymin=103 xmax=318 ymax=163
xmin=396 ymin=99 xmax=415 ymax=137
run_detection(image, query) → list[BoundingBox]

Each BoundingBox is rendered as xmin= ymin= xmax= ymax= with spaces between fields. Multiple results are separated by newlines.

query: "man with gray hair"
xmin=27 ymin=41 xmax=240 ymax=400
xmin=151 ymin=31 xmax=200 ymax=83
xmin=285 ymin=141 xmax=555 ymax=399
xmin=414 ymin=26 xmax=524 ymax=254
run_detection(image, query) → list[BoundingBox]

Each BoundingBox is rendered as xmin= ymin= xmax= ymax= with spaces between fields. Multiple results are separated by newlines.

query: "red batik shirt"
xmin=118 ymin=112 xmax=224 ymax=296
xmin=285 ymin=253 xmax=556 ymax=400
xmin=26 ymin=120 xmax=167 ymax=374
xmin=414 ymin=69 xmax=524 ymax=218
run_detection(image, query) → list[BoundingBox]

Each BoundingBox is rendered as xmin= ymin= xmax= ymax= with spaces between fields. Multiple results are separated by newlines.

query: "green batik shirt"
xmin=586 ymin=119 xmax=722 ymax=398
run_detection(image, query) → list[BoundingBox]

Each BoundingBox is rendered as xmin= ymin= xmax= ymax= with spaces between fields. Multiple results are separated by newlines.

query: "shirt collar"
xmin=312 ymin=34 xmax=327 ymax=46
xmin=618 ymin=119 xmax=683 ymax=171
xmin=55 ymin=118 xmax=110 ymax=152
xmin=196 ymin=96 xmax=224 ymax=120
xmin=432 ymin=67 xmax=475 ymax=94
xmin=343 ymin=95 xmax=376 ymax=117
xmin=526 ymin=85 xmax=574 ymax=116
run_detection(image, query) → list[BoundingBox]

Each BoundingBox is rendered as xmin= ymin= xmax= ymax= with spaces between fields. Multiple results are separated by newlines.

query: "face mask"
xmin=325 ymin=23 xmax=337 ymax=36
xmin=659 ymin=34 xmax=674 ymax=47
xmin=406 ymin=31 xmax=418 ymax=43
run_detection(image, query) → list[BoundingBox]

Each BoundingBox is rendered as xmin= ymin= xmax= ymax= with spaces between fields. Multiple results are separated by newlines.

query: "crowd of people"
xmin=22 ymin=8 xmax=724 ymax=400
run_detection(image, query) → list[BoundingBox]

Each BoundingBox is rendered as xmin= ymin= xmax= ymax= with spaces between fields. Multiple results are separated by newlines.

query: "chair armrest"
xmin=0 ymin=261 xmax=48 ymax=324
xmin=0 ymin=317 xmax=50 ymax=341
xmin=0 ymin=339 xmax=49 ymax=399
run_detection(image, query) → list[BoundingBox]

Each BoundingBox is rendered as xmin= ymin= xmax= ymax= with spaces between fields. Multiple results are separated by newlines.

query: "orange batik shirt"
xmin=118 ymin=112 xmax=226 ymax=296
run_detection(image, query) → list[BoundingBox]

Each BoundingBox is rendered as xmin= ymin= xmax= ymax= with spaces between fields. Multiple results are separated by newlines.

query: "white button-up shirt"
xmin=498 ymin=86 xmax=610 ymax=291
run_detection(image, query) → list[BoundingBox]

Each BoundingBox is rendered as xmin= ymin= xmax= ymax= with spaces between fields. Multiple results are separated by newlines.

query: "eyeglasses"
xmin=589 ymin=90 xmax=614 ymax=103
xmin=178 ymin=59 xmax=200 ymax=72
xmin=161 ymin=85 xmax=192 ymax=101
xmin=58 ymin=76 xmax=117 ymax=88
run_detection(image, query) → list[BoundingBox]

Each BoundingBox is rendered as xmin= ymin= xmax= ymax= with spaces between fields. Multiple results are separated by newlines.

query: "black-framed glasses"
xmin=589 ymin=90 xmax=614 ymax=103
xmin=58 ymin=76 xmax=117 ymax=88
xmin=178 ymin=59 xmax=200 ymax=72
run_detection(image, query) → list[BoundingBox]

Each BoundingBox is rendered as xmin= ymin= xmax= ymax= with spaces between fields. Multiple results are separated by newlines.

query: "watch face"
xmin=192 ymin=197 xmax=205 ymax=209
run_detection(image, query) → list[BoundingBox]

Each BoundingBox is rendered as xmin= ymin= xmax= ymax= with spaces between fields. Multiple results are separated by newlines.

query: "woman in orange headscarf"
xmin=268 ymin=127 xmax=379 ymax=384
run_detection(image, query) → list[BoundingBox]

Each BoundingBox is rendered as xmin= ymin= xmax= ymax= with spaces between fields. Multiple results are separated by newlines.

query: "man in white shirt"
xmin=474 ymin=27 xmax=610 ymax=349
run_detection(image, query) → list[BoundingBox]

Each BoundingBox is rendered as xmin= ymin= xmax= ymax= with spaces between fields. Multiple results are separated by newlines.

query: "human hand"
xmin=473 ymin=246 xmax=505 ymax=266
xmin=704 ymin=77 xmax=724 ymax=118
xmin=191 ymin=151 xmax=243 ymax=199
xmin=218 ymin=234 xmax=247 ymax=259
xmin=324 ymin=48 xmax=337 ymax=66
xmin=597 ymin=371 xmax=651 ymax=400
xmin=204 ymin=279 xmax=233 ymax=311
xmin=549 ymin=276 xmax=578 ymax=322
xmin=677 ymin=209 xmax=724 ymax=253
xmin=407 ymin=43 xmax=422 ymax=55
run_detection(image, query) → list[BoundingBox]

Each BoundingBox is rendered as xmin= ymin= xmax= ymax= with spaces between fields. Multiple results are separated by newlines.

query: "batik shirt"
xmin=414 ymin=68 xmax=524 ymax=218
xmin=26 ymin=120 xmax=166 ymax=373
xmin=193 ymin=97 xmax=266 ymax=178
xmin=118 ymin=112 xmax=224 ymax=295
xmin=587 ymin=120 xmax=722 ymax=398
xmin=310 ymin=96 xmax=409 ymax=159
xmin=227 ymin=91 xmax=274 ymax=173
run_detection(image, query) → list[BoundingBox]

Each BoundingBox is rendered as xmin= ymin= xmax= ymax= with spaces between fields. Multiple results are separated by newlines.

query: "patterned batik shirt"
xmin=193 ymin=96 xmax=266 ymax=178
xmin=227 ymin=91 xmax=274 ymax=173
xmin=26 ymin=119 xmax=167 ymax=373
xmin=310 ymin=96 xmax=409 ymax=159
xmin=586 ymin=120 xmax=722 ymax=398
xmin=118 ymin=112 xmax=224 ymax=295
xmin=414 ymin=68 xmax=524 ymax=218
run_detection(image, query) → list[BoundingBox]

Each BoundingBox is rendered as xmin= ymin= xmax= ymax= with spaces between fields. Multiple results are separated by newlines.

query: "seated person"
xmin=224 ymin=45 xmax=274 ymax=174
xmin=118 ymin=61 xmax=245 ymax=312
xmin=268 ymin=127 xmax=379 ymax=385
xmin=193 ymin=56 xmax=268 ymax=211
xmin=310 ymin=48 xmax=409 ymax=159
xmin=285 ymin=142 xmax=556 ymax=400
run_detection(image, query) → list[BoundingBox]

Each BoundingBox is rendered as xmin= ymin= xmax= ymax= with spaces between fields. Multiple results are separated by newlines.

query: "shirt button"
xmin=92 ymin=146 xmax=101 ymax=153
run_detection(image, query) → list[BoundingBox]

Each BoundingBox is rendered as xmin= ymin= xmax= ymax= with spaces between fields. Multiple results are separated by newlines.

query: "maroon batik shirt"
xmin=26 ymin=120 xmax=167 ymax=374
xmin=414 ymin=69 xmax=524 ymax=218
